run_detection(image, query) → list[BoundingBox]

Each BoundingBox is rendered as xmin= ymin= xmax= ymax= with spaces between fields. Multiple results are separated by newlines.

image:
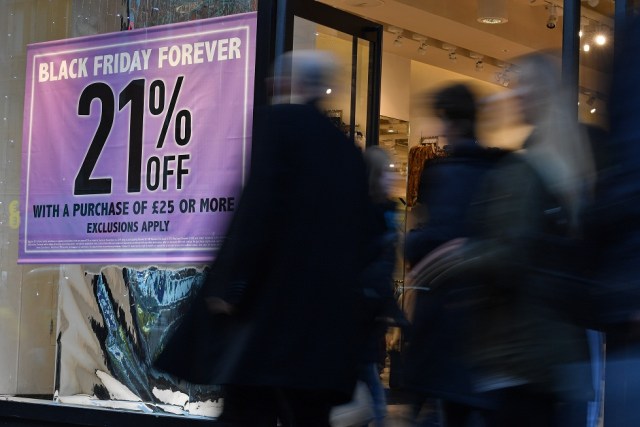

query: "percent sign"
xmin=148 ymin=76 xmax=192 ymax=148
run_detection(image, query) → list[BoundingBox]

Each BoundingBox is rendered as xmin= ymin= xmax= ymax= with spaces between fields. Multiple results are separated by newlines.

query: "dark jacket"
xmin=590 ymin=15 xmax=640 ymax=331
xmin=205 ymin=102 xmax=373 ymax=403
xmin=403 ymin=140 xmax=502 ymax=406
xmin=405 ymin=141 xmax=505 ymax=266
xmin=463 ymin=152 xmax=593 ymax=401
xmin=360 ymin=200 xmax=404 ymax=363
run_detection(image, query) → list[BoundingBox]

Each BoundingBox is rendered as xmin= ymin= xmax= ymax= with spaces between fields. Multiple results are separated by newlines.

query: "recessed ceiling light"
xmin=479 ymin=17 xmax=508 ymax=24
xmin=477 ymin=0 xmax=508 ymax=24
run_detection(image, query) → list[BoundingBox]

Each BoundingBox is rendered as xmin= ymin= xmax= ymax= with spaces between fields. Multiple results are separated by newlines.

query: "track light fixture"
xmin=413 ymin=35 xmax=428 ymax=55
xmin=546 ymin=4 xmax=558 ymax=29
xmin=387 ymin=26 xmax=404 ymax=47
xmin=586 ymin=95 xmax=596 ymax=113
xmin=495 ymin=68 xmax=511 ymax=87
xmin=442 ymin=43 xmax=457 ymax=62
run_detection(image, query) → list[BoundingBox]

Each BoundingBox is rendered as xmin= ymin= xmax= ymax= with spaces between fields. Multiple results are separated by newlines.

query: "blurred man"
xmin=207 ymin=50 xmax=373 ymax=427
xmin=403 ymin=83 xmax=504 ymax=426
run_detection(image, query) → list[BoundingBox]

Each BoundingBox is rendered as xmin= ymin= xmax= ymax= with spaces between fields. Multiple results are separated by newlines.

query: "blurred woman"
xmin=359 ymin=146 xmax=405 ymax=427
xmin=410 ymin=53 xmax=596 ymax=427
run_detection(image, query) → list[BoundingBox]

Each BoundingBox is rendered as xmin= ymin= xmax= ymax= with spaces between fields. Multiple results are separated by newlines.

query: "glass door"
xmin=288 ymin=0 xmax=382 ymax=146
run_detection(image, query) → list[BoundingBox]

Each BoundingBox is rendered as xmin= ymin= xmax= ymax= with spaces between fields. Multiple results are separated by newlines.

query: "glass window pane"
xmin=0 ymin=0 xmax=256 ymax=419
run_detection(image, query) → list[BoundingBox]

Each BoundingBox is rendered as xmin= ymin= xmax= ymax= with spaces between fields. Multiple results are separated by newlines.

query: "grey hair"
xmin=272 ymin=50 xmax=339 ymax=103
xmin=516 ymin=53 xmax=595 ymax=231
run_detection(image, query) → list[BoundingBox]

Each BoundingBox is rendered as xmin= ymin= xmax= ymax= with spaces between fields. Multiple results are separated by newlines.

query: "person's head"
xmin=512 ymin=53 xmax=595 ymax=229
xmin=513 ymin=53 xmax=563 ymax=125
xmin=432 ymin=83 xmax=478 ymax=140
xmin=363 ymin=147 xmax=394 ymax=203
xmin=270 ymin=50 xmax=339 ymax=105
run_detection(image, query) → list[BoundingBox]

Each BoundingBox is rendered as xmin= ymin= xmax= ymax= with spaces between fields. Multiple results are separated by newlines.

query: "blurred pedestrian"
xmin=359 ymin=146 xmax=406 ymax=427
xmin=590 ymin=14 xmax=640 ymax=427
xmin=403 ymin=83 xmax=504 ymax=426
xmin=205 ymin=50 xmax=373 ymax=427
xmin=409 ymin=53 xmax=596 ymax=427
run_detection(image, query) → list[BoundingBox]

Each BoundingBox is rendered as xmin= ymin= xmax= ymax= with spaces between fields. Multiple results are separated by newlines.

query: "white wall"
xmin=409 ymin=60 xmax=529 ymax=151
xmin=381 ymin=52 xmax=411 ymax=122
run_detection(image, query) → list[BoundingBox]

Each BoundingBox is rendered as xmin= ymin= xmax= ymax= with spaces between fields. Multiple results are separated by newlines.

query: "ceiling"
xmin=318 ymin=0 xmax=614 ymax=96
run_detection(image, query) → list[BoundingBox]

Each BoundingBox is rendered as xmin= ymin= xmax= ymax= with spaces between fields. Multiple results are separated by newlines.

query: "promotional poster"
xmin=20 ymin=13 xmax=256 ymax=263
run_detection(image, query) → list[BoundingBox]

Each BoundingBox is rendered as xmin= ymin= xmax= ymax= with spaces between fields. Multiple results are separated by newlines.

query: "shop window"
xmin=0 ymin=0 xmax=256 ymax=419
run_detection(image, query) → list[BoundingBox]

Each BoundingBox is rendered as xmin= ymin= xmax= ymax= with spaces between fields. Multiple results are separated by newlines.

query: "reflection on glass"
xmin=293 ymin=17 xmax=352 ymax=132
xmin=378 ymin=115 xmax=409 ymax=201
xmin=293 ymin=17 xmax=371 ymax=145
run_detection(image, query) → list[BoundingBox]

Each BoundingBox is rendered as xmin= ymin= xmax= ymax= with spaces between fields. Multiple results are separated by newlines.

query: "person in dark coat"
xmin=590 ymin=14 xmax=640 ymax=427
xmin=410 ymin=54 xmax=595 ymax=427
xmin=403 ymin=83 xmax=503 ymax=426
xmin=205 ymin=50 xmax=373 ymax=427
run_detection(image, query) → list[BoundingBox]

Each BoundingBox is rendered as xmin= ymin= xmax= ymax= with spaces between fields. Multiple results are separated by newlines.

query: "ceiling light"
xmin=413 ymin=35 xmax=428 ymax=55
xmin=477 ymin=0 xmax=508 ymax=24
xmin=393 ymin=35 xmax=403 ymax=47
xmin=586 ymin=95 xmax=596 ymax=113
xmin=442 ymin=44 xmax=457 ymax=62
xmin=595 ymin=33 xmax=607 ymax=45
xmin=495 ymin=69 xmax=511 ymax=87
xmin=579 ymin=29 xmax=583 ymax=38
xmin=583 ymin=43 xmax=591 ymax=52
xmin=326 ymin=88 xmax=332 ymax=95
xmin=470 ymin=52 xmax=484 ymax=71
xmin=546 ymin=4 xmax=558 ymax=29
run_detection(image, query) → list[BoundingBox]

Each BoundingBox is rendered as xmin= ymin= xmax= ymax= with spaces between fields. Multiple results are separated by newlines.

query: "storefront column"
xmin=561 ymin=0 xmax=580 ymax=113
xmin=614 ymin=0 xmax=627 ymax=62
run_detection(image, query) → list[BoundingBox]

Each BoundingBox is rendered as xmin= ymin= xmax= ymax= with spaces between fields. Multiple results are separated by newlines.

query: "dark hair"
xmin=432 ymin=83 xmax=477 ymax=139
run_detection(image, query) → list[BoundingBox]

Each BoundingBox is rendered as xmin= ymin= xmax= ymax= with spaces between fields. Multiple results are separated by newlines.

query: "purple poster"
xmin=20 ymin=13 xmax=256 ymax=264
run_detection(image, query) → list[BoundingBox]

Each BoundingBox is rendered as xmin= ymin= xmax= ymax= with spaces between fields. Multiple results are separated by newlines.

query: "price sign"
xmin=20 ymin=13 xmax=257 ymax=263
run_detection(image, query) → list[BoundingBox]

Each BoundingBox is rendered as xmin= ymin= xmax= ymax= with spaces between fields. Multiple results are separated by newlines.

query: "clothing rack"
xmin=406 ymin=136 xmax=447 ymax=207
